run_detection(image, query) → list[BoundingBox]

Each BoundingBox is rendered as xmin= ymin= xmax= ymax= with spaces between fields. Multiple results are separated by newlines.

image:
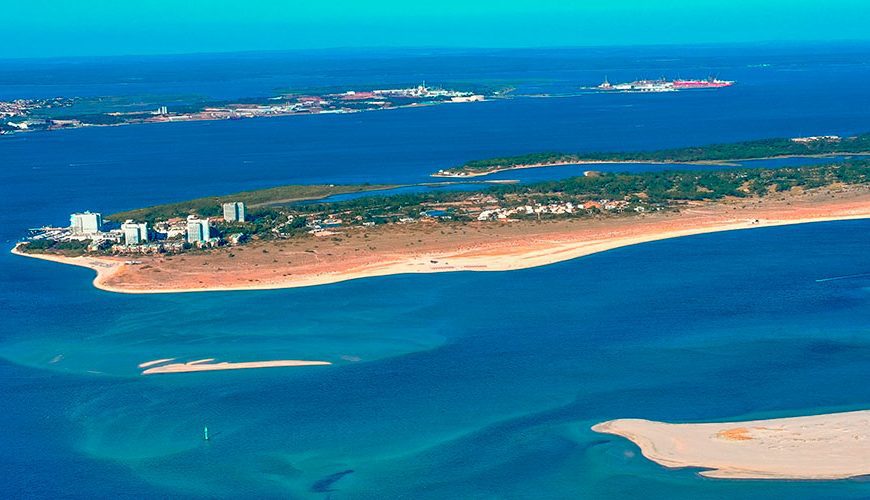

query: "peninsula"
xmin=433 ymin=133 xmax=870 ymax=177
xmin=593 ymin=410 xmax=870 ymax=480
xmin=12 ymin=158 xmax=870 ymax=293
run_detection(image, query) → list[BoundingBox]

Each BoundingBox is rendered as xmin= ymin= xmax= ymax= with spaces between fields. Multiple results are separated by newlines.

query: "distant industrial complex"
xmin=0 ymin=83 xmax=486 ymax=135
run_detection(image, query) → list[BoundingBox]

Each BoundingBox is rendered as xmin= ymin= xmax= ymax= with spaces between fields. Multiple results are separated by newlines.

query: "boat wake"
xmin=815 ymin=272 xmax=870 ymax=283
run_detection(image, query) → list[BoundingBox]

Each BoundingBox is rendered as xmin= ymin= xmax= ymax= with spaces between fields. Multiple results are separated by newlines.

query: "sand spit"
xmin=137 ymin=358 xmax=176 ymax=368
xmin=11 ymin=187 xmax=870 ymax=294
xmin=593 ymin=410 xmax=870 ymax=480
xmin=140 ymin=359 xmax=332 ymax=375
xmin=431 ymin=153 xmax=870 ymax=178
xmin=431 ymin=159 xmax=732 ymax=178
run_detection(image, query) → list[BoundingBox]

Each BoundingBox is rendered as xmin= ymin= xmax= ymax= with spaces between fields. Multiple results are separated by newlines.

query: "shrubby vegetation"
xmin=495 ymin=161 xmax=870 ymax=202
xmin=108 ymin=184 xmax=395 ymax=223
xmin=20 ymin=238 xmax=90 ymax=255
xmin=450 ymin=133 xmax=870 ymax=174
xmin=292 ymin=161 xmax=870 ymax=215
xmin=105 ymin=160 xmax=869 ymax=240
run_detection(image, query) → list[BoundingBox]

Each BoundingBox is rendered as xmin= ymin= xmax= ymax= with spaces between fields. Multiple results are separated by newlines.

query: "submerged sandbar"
xmin=593 ymin=410 xmax=870 ymax=480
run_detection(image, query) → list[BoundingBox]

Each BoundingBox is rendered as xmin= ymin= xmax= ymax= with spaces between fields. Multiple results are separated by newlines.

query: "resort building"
xmin=121 ymin=220 xmax=149 ymax=245
xmin=186 ymin=216 xmax=211 ymax=243
xmin=70 ymin=212 xmax=103 ymax=235
xmin=222 ymin=201 xmax=246 ymax=222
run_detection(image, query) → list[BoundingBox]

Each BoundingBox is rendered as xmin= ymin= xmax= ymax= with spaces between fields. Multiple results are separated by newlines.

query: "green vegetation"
xmin=108 ymin=160 xmax=870 ymax=228
xmin=494 ymin=161 xmax=870 ymax=202
xmin=294 ymin=161 xmax=870 ymax=216
xmin=20 ymin=239 xmax=90 ymax=256
xmin=115 ymin=161 xmax=869 ymax=225
xmin=445 ymin=133 xmax=870 ymax=175
xmin=108 ymin=184 xmax=397 ymax=223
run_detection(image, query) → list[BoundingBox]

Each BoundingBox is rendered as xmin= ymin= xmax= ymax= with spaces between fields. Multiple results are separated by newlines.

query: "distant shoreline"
xmin=12 ymin=188 xmax=870 ymax=294
xmin=431 ymin=152 xmax=870 ymax=178
xmin=0 ymin=95 xmax=490 ymax=138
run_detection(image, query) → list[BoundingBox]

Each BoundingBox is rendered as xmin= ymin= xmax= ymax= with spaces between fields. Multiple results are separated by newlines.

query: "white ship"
xmin=597 ymin=77 xmax=676 ymax=92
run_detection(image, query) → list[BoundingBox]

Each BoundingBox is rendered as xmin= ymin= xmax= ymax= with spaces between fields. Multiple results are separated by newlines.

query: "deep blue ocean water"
xmin=1 ymin=46 xmax=869 ymax=498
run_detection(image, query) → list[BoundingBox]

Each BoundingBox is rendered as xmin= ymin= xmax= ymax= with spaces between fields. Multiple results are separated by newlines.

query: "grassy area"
xmin=443 ymin=133 xmax=870 ymax=175
xmin=108 ymin=183 xmax=397 ymax=222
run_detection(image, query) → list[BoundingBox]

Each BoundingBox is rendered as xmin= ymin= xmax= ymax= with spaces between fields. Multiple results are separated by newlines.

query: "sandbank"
xmin=141 ymin=359 xmax=331 ymax=375
xmin=593 ymin=409 xmax=870 ymax=480
xmin=138 ymin=358 xmax=175 ymax=368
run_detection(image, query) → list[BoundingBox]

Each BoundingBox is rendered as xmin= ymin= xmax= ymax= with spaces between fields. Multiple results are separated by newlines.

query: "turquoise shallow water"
xmin=2 ymin=220 xmax=869 ymax=498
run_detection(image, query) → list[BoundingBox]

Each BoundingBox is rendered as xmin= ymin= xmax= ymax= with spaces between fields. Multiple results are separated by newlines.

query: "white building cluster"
xmin=372 ymin=82 xmax=480 ymax=100
xmin=65 ymin=212 xmax=126 ymax=250
xmin=30 ymin=200 xmax=252 ymax=254
xmin=474 ymin=199 xmax=637 ymax=221
xmin=476 ymin=202 xmax=580 ymax=221
xmin=790 ymin=135 xmax=841 ymax=143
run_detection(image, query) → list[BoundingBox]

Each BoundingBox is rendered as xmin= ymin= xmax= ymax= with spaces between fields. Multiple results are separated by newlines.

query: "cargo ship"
xmin=594 ymin=76 xmax=734 ymax=92
xmin=597 ymin=78 xmax=675 ymax=92
xmin=672 ymin=77 xmax=735 ymax=89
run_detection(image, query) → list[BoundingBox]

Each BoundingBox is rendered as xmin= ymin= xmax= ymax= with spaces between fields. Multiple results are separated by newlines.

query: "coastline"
xmin=11 ymin=246 xmax=127 ymax=286
xmin=11 ymin=188 xmax=870 ymax=294
xmin=431 ymin=159 xmax=727 ymax=178
xmin=592 ymin=410 xmax=870 ymax=480
xmin=0 ymin=98 xmax=490 ymax=139
xmin=431 ymin=152 xmax=870 ymax=178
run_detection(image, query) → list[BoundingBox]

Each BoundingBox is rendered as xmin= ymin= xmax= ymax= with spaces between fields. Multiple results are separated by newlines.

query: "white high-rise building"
xmin=70 ymin=212 xmax=103 ymax=235
xmin=186 ymin=215 xmax=211 ymax=244
xmin=222 ymin=201 xmax=246 ymax=222
xmin=121 ymin=220 xmax=149 ymax=245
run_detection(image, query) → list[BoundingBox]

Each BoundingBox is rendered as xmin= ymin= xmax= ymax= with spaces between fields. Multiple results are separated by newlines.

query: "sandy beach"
xmin=11 ymin=186 xmax=870 ymax=294
xmin=593 ymin=410 xmax=870 ymax=480
xmin=140 ymin=358 xmax=331 ymax=375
